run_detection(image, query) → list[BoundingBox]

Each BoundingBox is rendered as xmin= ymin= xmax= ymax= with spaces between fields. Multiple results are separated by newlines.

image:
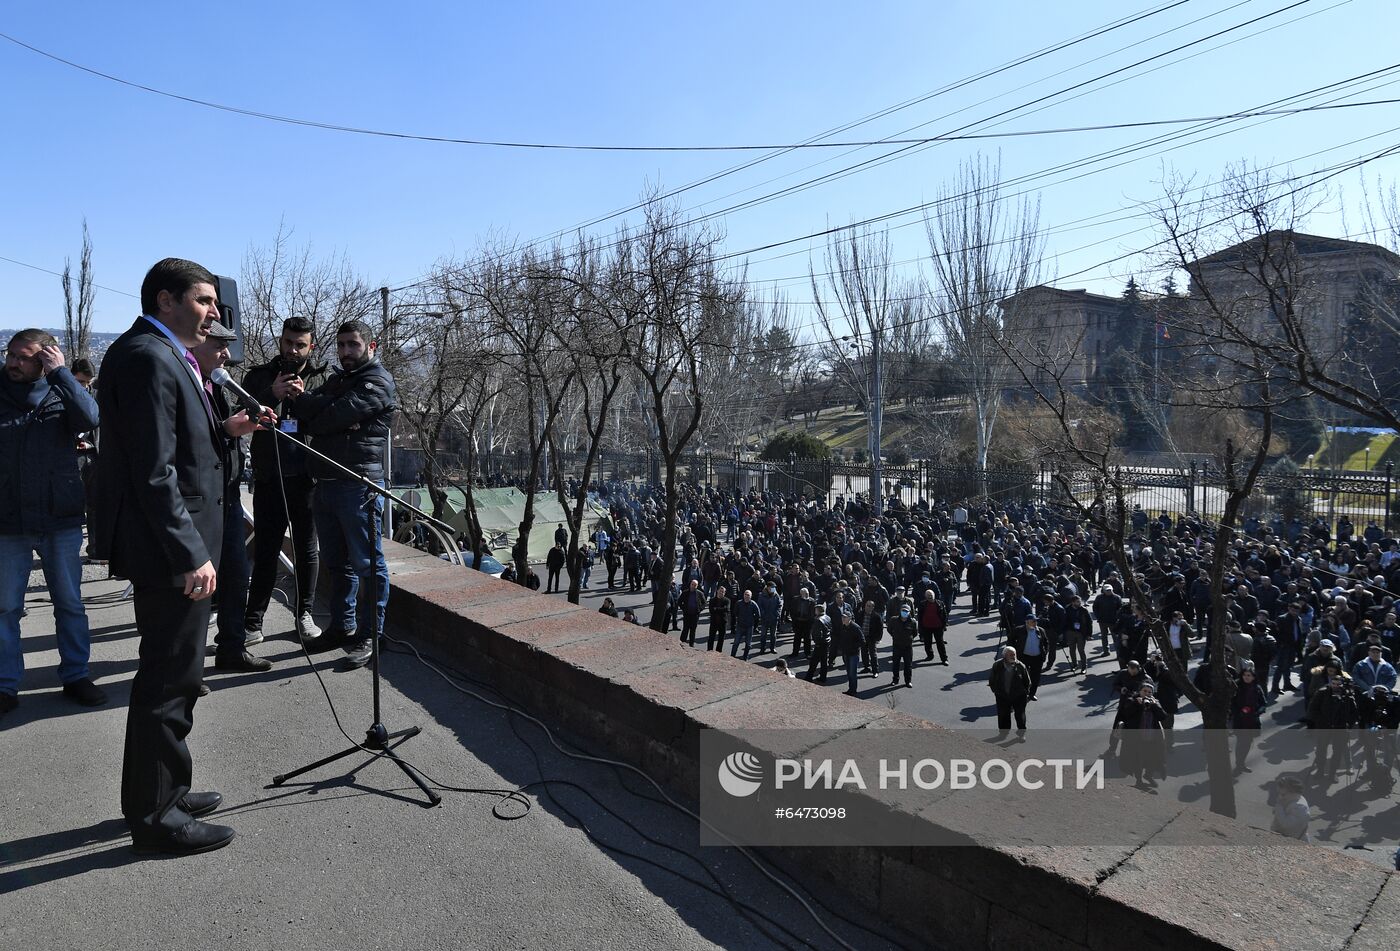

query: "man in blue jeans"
xmin=731 ymin=588 xmax=761 ymax=660
xmin=294 ymin=321 xmax=397 ymax=669
xmin=0 ymin=330 xmax=105 ymax=717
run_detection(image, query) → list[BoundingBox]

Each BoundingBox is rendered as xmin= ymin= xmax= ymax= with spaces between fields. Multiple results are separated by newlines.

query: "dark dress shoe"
xmin=62 ymin=678 xmax=108 ymax=706
xmin=180 ymin=791 xmax=222 ymax=818
xmin=0 ymin=692 xmax=17 ymax=716
xmin=132 ymin=819 xmax=235 ymax=856
xmin=197 ymin=683 xmax=211 ymax=697
xmin=214 ymin=651 xmax=273 ymax=672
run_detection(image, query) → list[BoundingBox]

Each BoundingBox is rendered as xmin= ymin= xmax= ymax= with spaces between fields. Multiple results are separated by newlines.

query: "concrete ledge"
xmin=381 ymin=541 xmax=1397 ymax=950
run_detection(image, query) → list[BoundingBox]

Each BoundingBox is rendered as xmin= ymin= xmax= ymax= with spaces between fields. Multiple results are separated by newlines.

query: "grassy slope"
xmin=1313 ymin=431 xmax=1397 ymax=470
xmin=769 ymin=405 xmax=932 ymax=454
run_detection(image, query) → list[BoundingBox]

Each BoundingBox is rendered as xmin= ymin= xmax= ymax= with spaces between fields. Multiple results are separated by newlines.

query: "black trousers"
xmin=213 ymin=488 xmax=252 ymax=658
xmin=1272 ymin=645 xmax=1298 ymax=691
xmin=123 ymin=585 xmax=213 ymax=838
xmin=547 ymin=567 xmax=561 ymax=592
xmin=681 ymin=612 xmax=699 ymax=645
xmin=806 ymin=640 xmax=831 ymax=681
xmin=244 ymin=475 xmax=318 ymax=630
xmin=995 ymin=696 xmax=1027 ymax=731
xmin=791 ymin=620 xmax=812 ymax=656
xmin=972 ymin=586 xmax=991 ymax=616
xmin=707 ymin=618 xmax=727 ymax=652
xmin=890 ymin=643 xmax=914 ymax=684
xmin=1024 ymin=651 xmax=1045 ymax=698
xmin=921 ymin=626 xmax=947 ymax=663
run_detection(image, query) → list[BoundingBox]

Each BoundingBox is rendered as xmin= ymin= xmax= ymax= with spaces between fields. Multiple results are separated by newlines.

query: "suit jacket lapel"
xmin=140 ymin=322 xmax=222 ymax=444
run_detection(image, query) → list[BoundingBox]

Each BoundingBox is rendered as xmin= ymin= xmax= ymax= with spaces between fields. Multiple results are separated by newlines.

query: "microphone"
xmin=210 ymin=367 xmax=263 ymax=415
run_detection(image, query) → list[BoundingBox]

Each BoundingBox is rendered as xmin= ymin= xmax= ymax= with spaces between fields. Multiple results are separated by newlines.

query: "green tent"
xmin=393 ymin=487 xmax=608 ymax=558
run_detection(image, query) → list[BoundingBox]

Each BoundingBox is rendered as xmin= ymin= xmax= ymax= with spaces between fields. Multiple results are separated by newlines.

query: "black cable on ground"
xmin=380 ymin=635 xmax=917 ymax=951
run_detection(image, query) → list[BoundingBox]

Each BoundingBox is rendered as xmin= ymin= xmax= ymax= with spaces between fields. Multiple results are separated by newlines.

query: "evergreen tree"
xmin=1270 ymin=456 xmax=1309 ymax=522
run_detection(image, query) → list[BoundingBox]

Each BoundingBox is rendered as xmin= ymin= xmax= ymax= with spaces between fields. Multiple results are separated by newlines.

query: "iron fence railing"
xmin=404 ymin=446 xmax=1394 ymax=533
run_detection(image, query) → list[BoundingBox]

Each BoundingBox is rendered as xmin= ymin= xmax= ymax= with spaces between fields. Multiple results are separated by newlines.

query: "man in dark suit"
xmin=189 ymin=320 xmax=274 ymax=675
xmin=93 ymin=258 xmax=273 ymax=855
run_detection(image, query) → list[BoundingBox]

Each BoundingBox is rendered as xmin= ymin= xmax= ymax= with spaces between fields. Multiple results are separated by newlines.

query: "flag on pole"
xmin=1155 ymin=322 xmax=1171 ymax=341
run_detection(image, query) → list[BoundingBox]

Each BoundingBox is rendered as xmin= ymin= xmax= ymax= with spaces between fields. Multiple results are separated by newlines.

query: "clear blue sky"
xmin=3 ymin=0 xmax=1399 ymax=336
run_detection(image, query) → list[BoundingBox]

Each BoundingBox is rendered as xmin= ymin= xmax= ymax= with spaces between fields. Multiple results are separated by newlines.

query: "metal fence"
xmin=402 ymin=445 xmax=1394 ymax=533
xmin=1044 ymin=461 xmax=1395 ymax=533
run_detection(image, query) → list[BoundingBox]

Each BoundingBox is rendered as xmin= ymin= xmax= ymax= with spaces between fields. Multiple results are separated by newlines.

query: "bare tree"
xmin=1180 ymin=167 xmax=1400 ymax=438
xmin=925 ymin=154 xmax=1045 ymax=493
xmin=542 ymin=236 xmax=629 ymax=604
xmin=994 ymin=163 xmax=1346 ymax=817
xmin=616 ymin=201 xmax=736 ymax=630
xmin=240 ymin=224 xmax=379 ymax=366
xmin=61 ymin=219 xmax=94 ymax=362
xmin=811 ymin=224 xmax=912 ymax=515
xmin=452 ymin=245 xmax=576 ymax=583
xmin=698 ymin=293 xmax=792 ymax=454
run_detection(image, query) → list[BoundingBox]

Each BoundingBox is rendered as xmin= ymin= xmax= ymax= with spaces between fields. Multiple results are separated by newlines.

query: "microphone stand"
xmin=235 ymin=399 xmax=449 ymax=808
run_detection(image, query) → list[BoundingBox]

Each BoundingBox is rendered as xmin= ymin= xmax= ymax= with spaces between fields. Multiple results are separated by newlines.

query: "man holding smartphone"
xmin=240 ymin=317 xmax=327 ymax=646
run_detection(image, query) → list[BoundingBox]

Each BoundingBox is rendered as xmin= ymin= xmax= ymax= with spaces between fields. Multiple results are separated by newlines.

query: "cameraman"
xmin=294 ymin=321 xmax=397 ymax=669
xmin=1306 ymin=673 xmax=1359 ymax=784
xmin=240 ymin=316 xmax=327 ymax=645
xmin=1358 ymin=684 xmax=1399 ymax=788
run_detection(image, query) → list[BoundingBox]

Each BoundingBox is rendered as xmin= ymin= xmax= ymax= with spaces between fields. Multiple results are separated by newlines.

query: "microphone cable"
xmin=379 ymin=632 xmax=915 ymax=951
xmin=245 ymin=367 xmax=904 ymax=950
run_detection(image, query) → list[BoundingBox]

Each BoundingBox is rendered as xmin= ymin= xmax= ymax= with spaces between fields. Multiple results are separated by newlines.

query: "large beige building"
xmin=1004 ymin=231 xmax=1400 ymax=405
xmin=1184 ymin=230 xmax=1400 ymax=371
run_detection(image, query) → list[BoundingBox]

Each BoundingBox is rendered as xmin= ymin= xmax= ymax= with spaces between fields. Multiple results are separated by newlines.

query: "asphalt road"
xmin=534 ymin=564 xmax=1399 ymax=866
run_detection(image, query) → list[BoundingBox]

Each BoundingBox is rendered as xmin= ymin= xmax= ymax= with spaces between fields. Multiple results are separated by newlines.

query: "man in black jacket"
xmin=1 ymin=330 xmax=104 ymax=715
xmin=191 ymin=321 xmax=272 ymax=675
xmin=294 ymin=321 xmax=397 ymax=669
xmin=240 ymin=316 xmax=327 ymax=646
xmin=1273 ymin=601 xmax=1308 ymax=695
xmin=990 ymin=646 xmax=1032 ymax=733
xmin=546 ymin=543 xmax=565 ymax=593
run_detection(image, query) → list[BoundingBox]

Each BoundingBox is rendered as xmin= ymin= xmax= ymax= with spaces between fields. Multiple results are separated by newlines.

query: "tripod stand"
xmin=271 ymin=488 xmax=441 ymax=807
xmin=218 ymin=373 xmax=454 ymax=808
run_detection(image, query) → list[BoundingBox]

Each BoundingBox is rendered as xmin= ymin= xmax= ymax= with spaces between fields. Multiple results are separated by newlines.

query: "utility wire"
xmin=376 ymin=0 xmax=1209 ymax=289
xmin=391 ymin=2 xmax=1368 ymax=298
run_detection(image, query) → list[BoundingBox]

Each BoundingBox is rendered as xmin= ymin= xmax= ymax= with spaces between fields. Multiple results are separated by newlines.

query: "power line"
xmin=686 ymin=0 xmax=1339 ymax=241
xmin=716 ymin=67 xmax=1400 ymax=275
xmin=394 ymin=0 xmax=1354 ymax=297
xmin=4 ymin=12 xmax=1239 ymax=153
xmin=716 ymin=137 xmax=1400 ymax=361
xmin=746 ymin=85 xmax=1400 ymax=304
xmin=0 ymin=252 xmax=139 ymax=299
xmin=377 ymin=0 xmax=1206 ymax=290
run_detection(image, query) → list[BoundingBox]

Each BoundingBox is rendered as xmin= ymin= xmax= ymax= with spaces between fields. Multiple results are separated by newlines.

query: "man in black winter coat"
xmin=294 ymin=321 xmax=397 ymax=669
xmin=989 ymin=647 xmax=1032 ymax=732
xmin=1 ymin=329 xmax=104 ymax=714
xmin=239 ymin=315 xmax=328 ymax=645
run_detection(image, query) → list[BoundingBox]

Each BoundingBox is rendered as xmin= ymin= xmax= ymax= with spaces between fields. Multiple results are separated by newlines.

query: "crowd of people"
xmin=559 ymin=480 xmax=1399 ymax=814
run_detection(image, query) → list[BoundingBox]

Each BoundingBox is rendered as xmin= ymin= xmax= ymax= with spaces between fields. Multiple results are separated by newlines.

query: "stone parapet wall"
xmin=381 ymin=541 xmax=1397 ymax=950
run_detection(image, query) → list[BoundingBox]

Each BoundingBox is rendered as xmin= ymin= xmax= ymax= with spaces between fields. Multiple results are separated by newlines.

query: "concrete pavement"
xmin=1 ymin=560 xmax=912 ymax=951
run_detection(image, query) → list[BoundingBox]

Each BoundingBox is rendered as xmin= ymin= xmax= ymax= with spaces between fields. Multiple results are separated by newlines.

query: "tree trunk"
xmin=650 ymin=457 xmax=679 ymax=632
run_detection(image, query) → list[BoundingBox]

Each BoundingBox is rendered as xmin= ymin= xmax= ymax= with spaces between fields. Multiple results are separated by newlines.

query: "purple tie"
xmin=183 ymin=350 xmax=216 ymax=427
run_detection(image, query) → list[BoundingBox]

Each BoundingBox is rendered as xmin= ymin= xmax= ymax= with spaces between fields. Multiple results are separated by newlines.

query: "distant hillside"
xmin=768 ymin=402 xmax=962 ymax=455
xmin=0 ymin=330 xmax=125 ymax=367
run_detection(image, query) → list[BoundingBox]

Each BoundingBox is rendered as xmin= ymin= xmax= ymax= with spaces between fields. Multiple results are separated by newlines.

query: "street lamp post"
xmin=378 ymin=286 xmax=445 ymax=538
